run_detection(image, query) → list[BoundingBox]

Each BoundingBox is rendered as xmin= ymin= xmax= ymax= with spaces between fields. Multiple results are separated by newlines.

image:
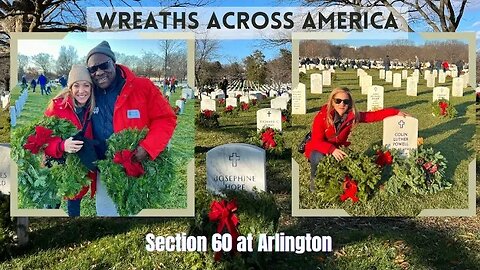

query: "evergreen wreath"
xmin=223 ymin=105 xmax=238 ymax=116
xmin=11 ymin=116 xmax=90 ymax=208
xmin=96 ymin=128 xmax=182 ymax=216
xmin=195 ymin=109 xmax=220 ymax=128
xmin=431 ymin=98 xmax=457 ymax=118
xmin=250 ymin=127 xmax=286 ymax=156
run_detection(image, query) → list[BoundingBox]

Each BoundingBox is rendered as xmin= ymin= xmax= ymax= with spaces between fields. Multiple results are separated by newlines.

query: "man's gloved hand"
xmin=132 ymin=146 xmax=149 ymax=163
xmin=72 ymin=132 xmax=99 ymax=171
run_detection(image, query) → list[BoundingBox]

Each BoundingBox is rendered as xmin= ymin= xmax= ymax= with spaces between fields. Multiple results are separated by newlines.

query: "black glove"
xmin=72 ymin=131 xmax=99 ymax=171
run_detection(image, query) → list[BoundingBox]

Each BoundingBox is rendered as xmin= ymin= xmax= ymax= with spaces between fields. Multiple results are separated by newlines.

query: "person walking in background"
xmin=170 ymin=76 xmax=176 ymax=93
xmin=21 ymin=75 xmax=27 ymax=90
xmin=415 ymin=56 xmax=423 ymax=75
xmin=304 ymin=87 xmax=409 ymax=191
xmin=442 ymin=60 xmax=449 ymax=72
xmin=384 ymin=55 xmax=390 ymax=71
xmin=30 ymin=78 xmax=37 ymax=92
xmin=38 ymin=73 xmax=48 ymax=95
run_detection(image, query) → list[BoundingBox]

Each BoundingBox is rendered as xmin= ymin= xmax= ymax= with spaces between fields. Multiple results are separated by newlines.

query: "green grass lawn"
xmin=296 ymin=69 xmax=474 ymax=215
xmin=9 ymin=84 xmax=194 ymax=216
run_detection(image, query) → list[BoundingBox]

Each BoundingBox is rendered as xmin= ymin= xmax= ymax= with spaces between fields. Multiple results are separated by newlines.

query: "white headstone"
xmin=310 ymin=73 xmax=323 ymax=94
xmin=175 ymin=100 xmax=185 ymax=114
xmin=206 ymin=143 xmax=266 ymax=194
xmin=406 ymin=77 xmax=418 ymax=96
xmin=426 ymin=74 xmax=435 ymax=88
xmin=452 ymin=78 xmax=464 ymax=97
xmin=401 ymin=70 xmax=408 ymax=80
xmin=292 ymin=83 xmax=306 ymax=115
xmin=438 ymin=71 xmax=446 ymax=83
xmin=361 ymin=75 xmax=372 ymax=95
xmin=424 ymin=70 xmax=431 ymax=80
xmin=239 ymin=96 xmax=249 ymax=104
xmin=393 ymin=73 xmax=402 ymax=87
xmin=383 ymin=116 xmax=418 ymax=157
xmin=226 ymin=97 xmax=237 ymax=108
xmin=432 ymin=87 xmax=450 ymax=101
xmin=379 ymin=69 xmax=385 ymax=79
xmin=461 ymin=74 xmax=469 ymax=88
xmin=0 ymin=145 xmax=10 ymax=195
xmin=452 ymin=70 xmax=458 ymax=78
xmin=257 ymin=108 xmax=282 ymax=131
xmin=322 ymin=70 xmax=331 ymax=86
xmin=201 ymin=98 xmax=216 ymax=111
xmin=385 ymin=71 xmax=393 ymax=83
xmin=367 ymin=85 xmax=384 ymax=111
xmin=299 ymin=67 xmax=306 ymax=74
xmin=181 ymin=88 xmax=194 ymax=99
xmin=271 ymin=97 xmax=288 ymax=110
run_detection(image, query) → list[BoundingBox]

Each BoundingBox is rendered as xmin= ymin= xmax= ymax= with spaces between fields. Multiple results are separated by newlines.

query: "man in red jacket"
xmin=86 ymin=41 xmax=177 ymax=216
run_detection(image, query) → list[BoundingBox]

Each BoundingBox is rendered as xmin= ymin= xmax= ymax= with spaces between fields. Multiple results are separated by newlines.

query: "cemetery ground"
xmin=296 ymin=69 xmax=475 ymax=216
xmin=8 ymin=83 xmax=194 ymax=216
xmin=0 ymin=81 xmax=479 ymax=269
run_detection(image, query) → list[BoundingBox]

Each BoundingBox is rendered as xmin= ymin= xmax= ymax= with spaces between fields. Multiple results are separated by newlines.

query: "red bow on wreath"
xmin=375 ymin=150 xmax=393 ymax=167
xmin=209 ymin=199 xmax=240 ymax=261
xmin=439 ymin=101 xmax=448 ymax=116
xmin=113 ymin=149 xmax=145 ymax=177
xmin=340 ymin=176 xmax=359 ymax=203
xmin=281 ymin=115 xmax=287 ymax=123
xmin=261 ymin=128 xmax=277 ymax=149
xmin=23 ymin=126 xmax=54 ymax=154
xmin=203 ymin=110 xmax=214 ymax=118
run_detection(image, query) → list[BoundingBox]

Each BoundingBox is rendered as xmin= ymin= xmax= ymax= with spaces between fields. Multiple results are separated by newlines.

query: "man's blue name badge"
xmin=127 ymin=109 xmax=141 ymax=119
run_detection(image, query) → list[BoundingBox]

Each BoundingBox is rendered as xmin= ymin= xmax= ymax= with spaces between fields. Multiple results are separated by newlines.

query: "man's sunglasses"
xmin=88 ymin=60 xmax=111 ymax=73
xmin=334 ymin=98 xmax=351 ymax=105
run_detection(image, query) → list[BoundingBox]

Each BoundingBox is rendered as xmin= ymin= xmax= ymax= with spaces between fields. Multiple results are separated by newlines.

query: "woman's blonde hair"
xmin=325 ymin=87 xmax=358 ymax=127
xmin=48 ymin=81 xmax=95 ymax=119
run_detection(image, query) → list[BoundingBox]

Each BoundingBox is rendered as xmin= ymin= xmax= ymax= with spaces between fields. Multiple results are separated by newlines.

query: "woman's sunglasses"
xmin=334 ymin=98 xmax=351 ymax=105
xmin=88 ymin=60 xmax=111 ymax=73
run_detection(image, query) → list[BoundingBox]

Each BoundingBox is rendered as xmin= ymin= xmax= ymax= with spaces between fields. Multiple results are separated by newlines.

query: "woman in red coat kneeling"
xmin=304 ymin=87 xmax=408 ymax=191
xmin=44 ymin=65 xmax=97 ymax=216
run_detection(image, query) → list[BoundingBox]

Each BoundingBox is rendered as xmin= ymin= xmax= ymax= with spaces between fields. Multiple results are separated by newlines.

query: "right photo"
xmin=292 ymin=34 xmax=475 ymax=216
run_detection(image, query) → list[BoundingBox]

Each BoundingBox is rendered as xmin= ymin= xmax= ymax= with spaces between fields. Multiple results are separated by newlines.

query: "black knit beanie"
xmin=86 ymin=41 xmax=116 ymax=63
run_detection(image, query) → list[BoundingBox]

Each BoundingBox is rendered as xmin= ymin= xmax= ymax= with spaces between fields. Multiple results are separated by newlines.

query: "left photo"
xmin=9 ymin=33 xmax=195 ymax=217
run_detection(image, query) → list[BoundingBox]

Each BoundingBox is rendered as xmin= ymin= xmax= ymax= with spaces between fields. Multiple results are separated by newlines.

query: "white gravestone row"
xmin=310 ymin=73 xmax=323 ymax=94
xmin=426 ymin=73 xmax=435 ymax=88
xmin=239 ymin=96 xmax=249 ymax=104
xmin=200 ymin=98 xmax=216 ymax=112
xmin=438 ymin=71 xmax=446 ymax=84
xmin=292 ymin=83 xmax=306 ymax=115
xmin=367 ymin=85 xmax=384 ymax=111
xmin=322 ymin=70 xmax=331 ymax=86
xmin=206 ymin=143 xmax=266 ymax=193
xmin=406 ymin=77 xmax=418 ymax=96
xmin=379 ymin=69 xmax=385 ymax=80
xmin=401 ymin=70 xmax=408 ymax=80
xmin=257 ymin=108 xmax=282 ymax=131
xmin=361 ymin=75 xmax=372 ymax=95
xmin=432 ymin=87 xmax=449 ymax=102
xmin=383 ymin=116 xmax=418 ymax=158
xmin=0 ymin=145 xmax=10 ymax=195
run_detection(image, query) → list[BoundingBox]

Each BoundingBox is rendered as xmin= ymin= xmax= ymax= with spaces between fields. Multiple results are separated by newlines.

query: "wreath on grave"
xmin=218 ymin=98 xmax=225 ymax=107
xmin=312 ymin=149 xmax=381 ymax=203
xmin=96 ymin=128 xmax=182 ymax=216
xmin=431 ymin=98 xmax=457 ymax=118
xmin=11 ymin=116 xmax=90 ymax=208
xmin=240 ymin=102 xmax=249 ymax=111
xmin=281 ymin=109 xmax=291 ymax=128
xmin=223 ymin=105 xmax=238 ymax=116
xmin=250 ymin=127 xmax=286 ymax=156
xmin=195 ymin=109 xmax=220 ymax=128
xmin=189 ymin=189 xmax=280 ymax=267
xmin=374 ymin=143 xmax=451 ymax=195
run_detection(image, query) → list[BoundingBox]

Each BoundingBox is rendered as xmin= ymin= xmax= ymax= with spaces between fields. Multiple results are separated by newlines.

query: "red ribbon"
xmin=225 ymin=105 xmax=234 ymax=112
xmin=113 ymin=149 xmax=145 ymax=177
xmin=422 ymin=161 xmax=438 ymax=174
xmin=340 ymin=176 xmax=359 ymax=203
xmin=44 ymin=136 xmax=63 ymax=158
xmin=261 ymin=128 xmax=277 ymax=149
xmin=375 ymin=150 xmax=393 ymax=167
xmin=281 ymin=115 xmax=287 ymax=123
xmin=439 ymin=101 xmax=448 ymax=115
xmin=23 ymin=126 xmax=54 ymax=154
xmin=208 ymin=199 xmax=240 ymax=261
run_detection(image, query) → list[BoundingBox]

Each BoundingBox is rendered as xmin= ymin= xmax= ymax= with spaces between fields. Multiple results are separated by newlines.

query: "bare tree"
xmin=291 ymin=0 xmax=468 ymax=32
xmin=17 ymin=54 xmax=29 ymax=74
xmin=159 ymin=40 xmax=185 ymax=78
xmin=56 ymin=45 xmax=78 ymax=76
xmin=32 ymin=53 xmax=53 ymax=74
xmin=139 ymin=50 xmax=160 ymax=79
xmin=195 ymin=38 xmax=219 ymax=86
